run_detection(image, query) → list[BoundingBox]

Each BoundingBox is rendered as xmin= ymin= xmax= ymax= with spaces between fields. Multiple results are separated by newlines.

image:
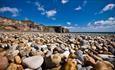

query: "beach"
xmin=0 ymin=32 xmax=115 ymax=70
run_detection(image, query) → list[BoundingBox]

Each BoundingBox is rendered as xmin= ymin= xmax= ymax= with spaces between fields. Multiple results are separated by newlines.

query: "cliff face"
xmin=47 ymin=26 xmax=69 ymax=33
xmin=0 ymin=16 xmax=44 ymax=31
xmin=0 ymin=16 xmax=69 ymax=33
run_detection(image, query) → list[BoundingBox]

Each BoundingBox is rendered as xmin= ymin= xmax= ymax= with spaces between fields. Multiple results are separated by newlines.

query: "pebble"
xmin=22 ymin=56 xmax=44 ymax=69
xmin=7 ymin=63 xmax=24 ymax=70
xmin=0 ymin=32 xmax=115 ymax=70
xmin=51 ymin=53 xmax=61 ymax=66
xmin=92 ymin=61 xmax=114 ymax=70
xmin=75 ymin=50 xmax=84 ymax=62
xmin=14 ymin=55 xmax=21 ymax=64
xmin=0 ymin=56 xmax=9 ymax=70
xmin=44 ymin=53 xmax=61 ymax=69
xmin=84 ymin=54 xmax=96 ymax=65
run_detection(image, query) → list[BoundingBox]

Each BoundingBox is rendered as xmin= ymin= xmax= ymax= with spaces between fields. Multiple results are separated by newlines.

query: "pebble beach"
xmin=0 ymin=32 xmax=115 ymax=70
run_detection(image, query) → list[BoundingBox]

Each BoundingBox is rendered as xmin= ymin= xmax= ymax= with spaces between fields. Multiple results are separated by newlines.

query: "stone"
xmin=103 ymin=47 xmax=108 ymax=51
xmin=36 ymin=67 xmax=42 ymax=70
xmin=62 ymin=58 xmax=77 ymax=70
xmin=53 ymin=47 xmax=64 ymax=53
xmin=14 ymin=55 xmax=21 ymax=64
xmin=44 ymin=53 xmax=61 ymax=69
xmin=108 ymin=46 xmax=115 ymax=55
xmin=92 ymin=61 xmax=114 ymax=70
xmin=97 ymin=45 xmax=102 ymax=50
xmin=91 ymin=45 xmax=96 ymax=50
xmin=23 ymin=56 xmax=44 ymax=69
xmin=25 ymin=68 xmax=33 ymax=70
xmin=68 ymin=53 xmax=77 ymax=59
xmin=75 ymin=50 xmax=84 ymax=62
xmin=69 ymin=38 xmax=75 ymax=43
xmin=98 ymin=54 xmax=114 ymax=59
xmin=77 ymin=59 xmax=83 ymax=64
xmin=84 ymin=54 xmax=96 ymax=66
xmin=51 ymin=53 xmax=61 ymax=66
xmin=85 ymin=66 xmax=93 ymax=70
xmin=0 ymin=48 xmax=5 ymax=52
xmin=6 ymin=50 xmax=19 ymax=62
xmin=45 ymin=50 xmax=52 ymax=57
xmin=77 ymin=64 xmax=82 ymax=70
xmin=50 ymin=66 xmax=61 ymax=70
xmin=60 ymin=50 xmax=70 ymax=58
xmin=0 ymin=51 xmax=6 ymax=56
xmin=0 ymin=56 xmax=9 ymax=70
xmin=19 ymin=46 xmax=31 ymax=57
xmin=86 ymin=52 xmax=103 ymax=61
xmin=7 ymin=63 xmax=24 ymax=70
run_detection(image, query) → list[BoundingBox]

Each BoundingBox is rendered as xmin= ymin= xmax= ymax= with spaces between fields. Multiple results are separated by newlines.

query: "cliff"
xmin=0 ymin=16 xmax=69 ymax=33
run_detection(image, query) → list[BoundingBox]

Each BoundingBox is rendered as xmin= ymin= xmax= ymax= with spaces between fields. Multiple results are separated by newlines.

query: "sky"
xmin=0 ymin=0 xmax=115 ymax=32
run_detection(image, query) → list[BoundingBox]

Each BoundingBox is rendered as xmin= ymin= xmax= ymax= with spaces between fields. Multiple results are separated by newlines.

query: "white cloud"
xmin=64 ymin=17 xmax=115 ymax=32
xmin=75 ymin=6 xmax=82 ymax=11
xmin=35 ymin=2 xmax=57 ymax=20
xmin=74 ymin=0 xmax=87 ymax=11
xmin=61 ymin=0 xmax=69 ymax=4
xmin=100 ymin=3 xmax=115 ymax=13
xmin=67 ymin=22 xmax=71 ymax=25
xmin=89 ymin=17 xmax=115 ymax=27
xmin=46 ymin=10 xmax=57 ymax=17
xmin=64 ymin=25 xmax=115 ymax=32
xmin=35 ymin=2 xmax=45 ymax=12
xmin=64 ymin=26 xmax=75 ymax=29
xmin=0 ymin=7 xmax=19 ymax=17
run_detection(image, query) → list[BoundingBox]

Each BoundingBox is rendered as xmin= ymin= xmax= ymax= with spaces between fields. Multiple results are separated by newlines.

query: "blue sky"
xmin=0 ymin=0 xmax=115 ymax=32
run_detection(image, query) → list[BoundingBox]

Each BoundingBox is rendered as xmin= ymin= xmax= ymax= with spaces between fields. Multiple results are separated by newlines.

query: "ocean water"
xmin=70 ymin=32 xmax=115 ymax=34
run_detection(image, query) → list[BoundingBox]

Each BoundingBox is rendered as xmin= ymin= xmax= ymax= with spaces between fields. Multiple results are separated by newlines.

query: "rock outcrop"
xmin=0 ymin=16 xmax=69 ymax=33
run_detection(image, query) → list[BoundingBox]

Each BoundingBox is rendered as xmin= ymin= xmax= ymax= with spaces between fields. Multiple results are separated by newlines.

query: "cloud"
xmin=89 ymin=17 xmax=115 ymax=27
xmin=35 ymin=2 xmax=45 ymax=12
xmin=0 ymin=7 xmax=19 ymax=17
xmin=100 ymin=3 xmax=115 ymax=13
xmin=75 ymin=6 xmax=82 ymax=11
xmin=64 ymin=17 xmax=115 ymax=32
xmin=64 ymin=26 xmax=75 ymax=30
xmin=67 ymin=22 xmax=71 ymax=25
xmin=61 ymin=0 xmax=69 ymax=4
xmin=35 ymin=2 xmax=57 ymax=20
xmin=46 ymin=10 xmax=57 ymax=17
xmin=74 ymin=0 xmax=87 ymax=11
